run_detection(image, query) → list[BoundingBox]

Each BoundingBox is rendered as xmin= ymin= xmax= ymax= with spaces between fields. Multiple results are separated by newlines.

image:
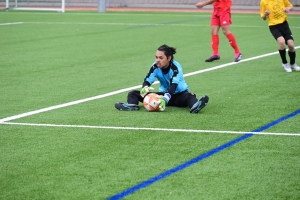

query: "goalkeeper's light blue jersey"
xmin=144 ymin=60 xmax=189 ymax=94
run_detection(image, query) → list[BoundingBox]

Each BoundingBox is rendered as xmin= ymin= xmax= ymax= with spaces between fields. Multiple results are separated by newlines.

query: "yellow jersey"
xmin=260 ymin=0 xmax=293 ymax=26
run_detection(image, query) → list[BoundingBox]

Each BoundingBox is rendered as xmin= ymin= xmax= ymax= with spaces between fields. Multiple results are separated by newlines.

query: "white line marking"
xmin=0 ymin=46 xmax=299 ymax=123
xmin=19 ymin=22 xmax=258 ymax=28
xmin=181 ymin=46 xmax=300 ymax=77
xmin=0 ymin=22 xmax=23 ymax=26
xmin=1 ymin=12 xmax=299 ymax=19
xmin=25 ymin=22 xmax=211 ymax=27
xmin=2 ymin=122 xmax=299 ymax=136
xmin=12 ymin=22 xmax=300 ymax=29
xmin=0 ymin=85 xmax=140 ymax=123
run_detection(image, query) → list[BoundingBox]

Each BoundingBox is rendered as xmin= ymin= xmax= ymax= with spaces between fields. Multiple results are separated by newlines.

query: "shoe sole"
xmin=205 ymin=57 xmax=220 ymax=62
xmin=205 ymin=55 xmax=220 ymax=62
xmin=282 ymin=64 xmax=292 ymax=72
xmin=235 ymin=54 xmax=242 ymax=62
xmin=190 ymin=95 xmax=209 ymax=114
xmin=291 ymin=67 xmax=300 ymax=71
xmin=115 ymin=103 xmax=139 ymax=111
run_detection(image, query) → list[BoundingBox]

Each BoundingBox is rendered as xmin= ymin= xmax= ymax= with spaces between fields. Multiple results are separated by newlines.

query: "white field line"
xmin=0 ymin=85 xmax=140 ymax=123
xmin=14 ymin=22 xmax=300 ymax=29
xmin=0 ymin=46 xmax=299 ymax=124
xmin=0 ymin=22 xmax=23 ymax=26
xmin=1 ymin=21 xmax=299 ymax=29
xmin=20 ymin=22 xmax=252 ymax=28
xmin=3 ymin=122 xmax=300 ymax=136
xmin=1 ymin=12 xmax=299 ymax=19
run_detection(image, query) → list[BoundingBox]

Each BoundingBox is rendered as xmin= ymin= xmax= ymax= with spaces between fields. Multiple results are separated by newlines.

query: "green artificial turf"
xmin=0 ymin=10 xmax=299 ymax=200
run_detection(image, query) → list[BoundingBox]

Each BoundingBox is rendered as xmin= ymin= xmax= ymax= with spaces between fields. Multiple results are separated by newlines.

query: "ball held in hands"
xmin=143 ymin=93 xmax=161 ymax=112
xmin=159 ymin=93 xmax=171 ymax=111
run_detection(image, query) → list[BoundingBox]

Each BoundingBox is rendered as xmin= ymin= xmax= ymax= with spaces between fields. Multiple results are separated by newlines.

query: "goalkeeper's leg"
xmin=115 ymin=90 xmax=142 ymax=111
xmin=115 ymin=102 xmax=139 ymax=111
xmin=190 ymin=95 xmax=209 ymax=114
xmin=172 ymin=92 xmax=209 ymax=113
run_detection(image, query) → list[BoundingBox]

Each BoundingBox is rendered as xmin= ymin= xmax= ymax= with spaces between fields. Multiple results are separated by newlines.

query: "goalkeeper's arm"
xmin=159 ymin=83 xmax=178 ymax=111
xmin=168 ymin=83 xmax=177 ymax=95
xmin=142 ymin=81 xmax=151 ymax=88
xmin=140 ymin=81 xmax=154 ymax=97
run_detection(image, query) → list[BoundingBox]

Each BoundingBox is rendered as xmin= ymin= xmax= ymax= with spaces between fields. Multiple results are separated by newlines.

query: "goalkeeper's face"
xmin=155 ymin=50 xmax=171 ymax=69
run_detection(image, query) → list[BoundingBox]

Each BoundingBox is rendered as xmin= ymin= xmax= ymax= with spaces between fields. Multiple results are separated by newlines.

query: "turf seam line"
xmin=0 ymin=46 xmax=299 ymax=124
xmin=0 ymin=22 xmax=23 ymax=26
xmin=106 ymin=109 xmax=300 ymax=200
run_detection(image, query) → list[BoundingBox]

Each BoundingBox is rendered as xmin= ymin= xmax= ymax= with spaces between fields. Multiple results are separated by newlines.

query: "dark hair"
xmin=157 ymin=44 xmax=176 ymax=60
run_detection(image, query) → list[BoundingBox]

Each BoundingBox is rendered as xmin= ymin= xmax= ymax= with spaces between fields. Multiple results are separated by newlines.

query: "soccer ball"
xmin=143 ymin=93 xmax=161 ymax=112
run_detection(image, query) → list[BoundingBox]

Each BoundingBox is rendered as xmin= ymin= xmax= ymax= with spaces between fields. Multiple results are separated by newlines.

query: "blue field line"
xmin=252 ymin=109 xmax=300 ymax=132
xmin=107 ymin=109 xmax=300 ymax=200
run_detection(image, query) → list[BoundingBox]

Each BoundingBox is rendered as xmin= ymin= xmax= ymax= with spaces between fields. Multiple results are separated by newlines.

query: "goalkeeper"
xmin=114 ymin=44 xmax=209 ymax=114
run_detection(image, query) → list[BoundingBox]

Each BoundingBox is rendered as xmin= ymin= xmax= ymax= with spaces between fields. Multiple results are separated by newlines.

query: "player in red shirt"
xmin=196 ymin=0 xmax=242 ymax=62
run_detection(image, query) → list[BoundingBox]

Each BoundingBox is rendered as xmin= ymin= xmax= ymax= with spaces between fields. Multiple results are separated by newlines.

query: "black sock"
xmin=279 ymin=49 xmax=287 ymax=64
xmin=288 ymin=51 xmax=296 ymax=65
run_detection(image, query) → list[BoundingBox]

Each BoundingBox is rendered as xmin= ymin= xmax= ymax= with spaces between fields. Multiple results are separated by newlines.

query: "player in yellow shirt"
xmin=260 ymin=0 xmax=300 ymax=72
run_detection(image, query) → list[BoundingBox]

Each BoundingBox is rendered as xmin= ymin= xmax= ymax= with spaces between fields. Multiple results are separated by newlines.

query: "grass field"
xmin=0 ymin=10 xmax=300 ymax=200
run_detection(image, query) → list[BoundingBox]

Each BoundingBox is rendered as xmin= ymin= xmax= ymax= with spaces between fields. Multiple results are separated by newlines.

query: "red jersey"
xmin=213 ymin=0 xmax=232 ymax=11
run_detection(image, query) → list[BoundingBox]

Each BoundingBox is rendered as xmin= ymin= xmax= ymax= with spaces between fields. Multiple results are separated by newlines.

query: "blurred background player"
xmin=196 ymin=0 xmax=242 ymax=62
xmin=260 ymin=0 xmax=300 ymax=72
xmin=115 ymin=44 xmax=209 ymax=114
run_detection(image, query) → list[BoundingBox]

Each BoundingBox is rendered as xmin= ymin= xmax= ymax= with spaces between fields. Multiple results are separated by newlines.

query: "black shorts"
xmin=269 ymin=21 xmax=294 ymax=44
xmin=150 ymin=90 xmax=197 ymax=108
xmin=128 ymin=90 xmax=198 ymax=108
xmin=166 ymin=90 xmax=197 ymax=108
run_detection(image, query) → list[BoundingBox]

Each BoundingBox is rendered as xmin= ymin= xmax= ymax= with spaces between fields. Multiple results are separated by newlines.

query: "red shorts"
xmin=211 ymin=9 xmax=232 ymax=26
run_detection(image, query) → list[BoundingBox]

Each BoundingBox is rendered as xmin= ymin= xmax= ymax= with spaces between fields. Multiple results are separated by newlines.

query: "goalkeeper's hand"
xmin=159 ymin=93 xmax=171 ymax=112
xmin=140 ymin=86 xmax=154 ymax=97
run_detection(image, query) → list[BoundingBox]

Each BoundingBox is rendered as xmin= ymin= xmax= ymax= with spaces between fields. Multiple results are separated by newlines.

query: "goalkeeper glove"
xmin=140 ymin=86 xmax=154 ymax=97
xmin=159 ymin=93 xmax=171 ymax=112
